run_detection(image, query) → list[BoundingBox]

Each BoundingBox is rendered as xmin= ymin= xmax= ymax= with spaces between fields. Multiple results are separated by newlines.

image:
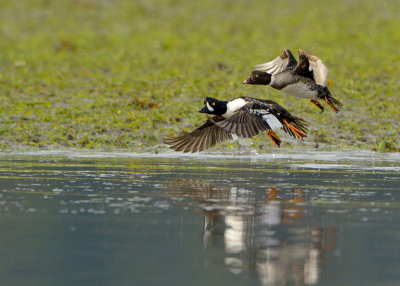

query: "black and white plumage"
xmin=164 ymin=97 xmax=308 ymax=153
xmin=243 ymin=49 xmax=343 ymax=113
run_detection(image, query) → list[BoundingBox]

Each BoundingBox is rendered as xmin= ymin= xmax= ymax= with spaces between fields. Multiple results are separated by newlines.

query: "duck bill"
xmin=198 ymin=105 xmax=209 ymax=113
xmin=242 ymin=78 xmax=252 ymax=84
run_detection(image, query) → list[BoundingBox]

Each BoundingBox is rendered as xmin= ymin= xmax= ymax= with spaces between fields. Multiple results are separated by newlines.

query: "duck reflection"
xmin=167 ymin=179 xmax=336 ymax=286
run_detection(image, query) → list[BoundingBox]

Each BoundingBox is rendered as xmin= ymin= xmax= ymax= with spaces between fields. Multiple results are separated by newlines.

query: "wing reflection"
xmin=167 ymin=179 xmax=337 ymax=286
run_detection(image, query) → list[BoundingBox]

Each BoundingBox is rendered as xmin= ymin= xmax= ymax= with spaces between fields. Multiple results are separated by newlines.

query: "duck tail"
xmin=323 ymin=87 xmax=343 ymax=113
xmin=325 ymin=96 xmax=343 ymax=113
xmin=310 ymin=99 xmax=324 ymax=112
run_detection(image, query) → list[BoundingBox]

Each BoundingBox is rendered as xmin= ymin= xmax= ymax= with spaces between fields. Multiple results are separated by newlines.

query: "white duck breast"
xmin=281 ymin=82 xmax=318 ymax=99
xmin=225 ymin=98 xmax=247 ymax=118
xmin=269 ymin=75 xmax=275 ymax=86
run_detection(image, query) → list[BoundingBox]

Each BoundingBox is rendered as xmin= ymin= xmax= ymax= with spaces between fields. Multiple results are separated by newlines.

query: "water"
xmin=1 ymin=151 xmax=399 ymax=286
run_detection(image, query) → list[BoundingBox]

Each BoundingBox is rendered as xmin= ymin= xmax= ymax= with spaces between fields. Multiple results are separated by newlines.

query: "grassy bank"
xmin=0 ymin=0 xmax=399 ymax=152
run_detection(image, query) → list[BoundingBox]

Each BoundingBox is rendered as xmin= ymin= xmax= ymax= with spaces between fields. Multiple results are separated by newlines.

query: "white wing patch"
xmin=225 ymin=98 xmax=247 ymax=118
xmin=281 ymin=82 xmax=317 ymax=99
xmin=262 ymin=113 xmax=283 ymax=130
xmin=250 ymin=109 xmax=283 ymax=130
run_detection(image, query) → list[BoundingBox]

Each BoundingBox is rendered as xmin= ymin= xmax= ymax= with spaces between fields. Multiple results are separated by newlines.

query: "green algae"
xmin=0 ymin=0 xmax=399 ymax=152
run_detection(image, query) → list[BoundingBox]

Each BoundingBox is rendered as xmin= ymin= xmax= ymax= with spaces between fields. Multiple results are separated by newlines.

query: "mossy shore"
xmin=0 ymin=0 xmax=399 ymax=152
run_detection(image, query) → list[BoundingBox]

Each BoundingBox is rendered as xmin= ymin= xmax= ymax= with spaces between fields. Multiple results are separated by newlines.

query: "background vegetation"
xmin=0 ymin=0 xmax=399 ymax=152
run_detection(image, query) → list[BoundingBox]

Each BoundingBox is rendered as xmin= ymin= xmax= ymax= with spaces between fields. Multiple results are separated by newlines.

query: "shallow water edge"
xmin=1 ymin=150 xmax=399 ymax=286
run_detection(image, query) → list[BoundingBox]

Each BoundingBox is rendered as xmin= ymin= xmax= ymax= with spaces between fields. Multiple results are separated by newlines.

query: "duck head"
xmin=198 ymin=97 xmax=227 ymax=116
xmin=242 ymin=70 xmax=271 ymax=85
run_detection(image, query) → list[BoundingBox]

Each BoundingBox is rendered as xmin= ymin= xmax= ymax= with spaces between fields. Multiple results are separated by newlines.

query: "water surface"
xmin=1 ymin=151 xmax=399 ymax=286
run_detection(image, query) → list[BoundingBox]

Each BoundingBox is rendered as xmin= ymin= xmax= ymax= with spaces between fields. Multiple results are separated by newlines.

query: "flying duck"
xmin=164 ymin=96 xmax=308 ymax=153
xmin=242 ymin=49 xmax=343 ymax=113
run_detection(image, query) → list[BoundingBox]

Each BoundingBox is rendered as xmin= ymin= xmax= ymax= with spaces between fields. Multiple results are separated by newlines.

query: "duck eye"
xmin=212 ymin=102 xmax=216 ymax=106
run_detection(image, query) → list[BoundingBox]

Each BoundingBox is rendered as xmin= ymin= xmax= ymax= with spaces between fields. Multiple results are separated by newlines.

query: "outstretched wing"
xmin=214 ymin=103 xmax=283 ymax=138
xmin=255 ymin=49 xmax=298 ymax=75
xmin=214 ymin=111 xmax=269 ymax=138
xmin=294 ymin=49 xmax=329 ymax=87
xmin=164 ymin=117 xmax=233 ymax=153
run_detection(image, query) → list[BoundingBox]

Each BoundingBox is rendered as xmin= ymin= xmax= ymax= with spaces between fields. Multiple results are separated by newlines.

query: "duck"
xmin=164 ymin=96 xmax=308 ymax=153
xmin=242 ymin=49 xmax=342 ymax=113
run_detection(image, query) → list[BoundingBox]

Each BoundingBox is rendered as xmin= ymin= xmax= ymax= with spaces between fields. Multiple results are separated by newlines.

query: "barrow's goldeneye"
xmin=164 ymin=96 xmax=308 ymax=153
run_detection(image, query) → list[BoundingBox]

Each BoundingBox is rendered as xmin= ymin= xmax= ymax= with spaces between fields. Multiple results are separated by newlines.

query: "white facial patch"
xmin=206 ymin=102 xmax=214 ymax=112
xmin=225 ymin=98 xmax=246 ymax=118
xmin=262 ymin=113 xmax=283 ymax=130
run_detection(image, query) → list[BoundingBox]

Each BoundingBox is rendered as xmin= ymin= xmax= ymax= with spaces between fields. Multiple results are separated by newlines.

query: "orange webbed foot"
xmin=267 ymin=130 xmax=281 ymax=148
xmin=324 ymin=96 xmax=339 ymax=113
xmin=310 ymin=99 xmax=324 ymax=112
xmin=283 ymin=119 xmax=307 ymax=140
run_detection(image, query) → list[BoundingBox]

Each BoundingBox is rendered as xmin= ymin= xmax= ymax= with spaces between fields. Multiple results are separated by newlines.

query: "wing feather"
xmin=185 ymin=136 xmax=199 ymax=153
xmin=236 ymin=97 xmax=309 ymax=139
xmin=297 ymin=49 xmax=329 ymax=87
xmin=164 ymin=118 xmax=233 ymax=153
xmin=214 ymin=108 xmax=273 ymax=138
xmin=255 ymin=49 xmax=298 ymax=75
